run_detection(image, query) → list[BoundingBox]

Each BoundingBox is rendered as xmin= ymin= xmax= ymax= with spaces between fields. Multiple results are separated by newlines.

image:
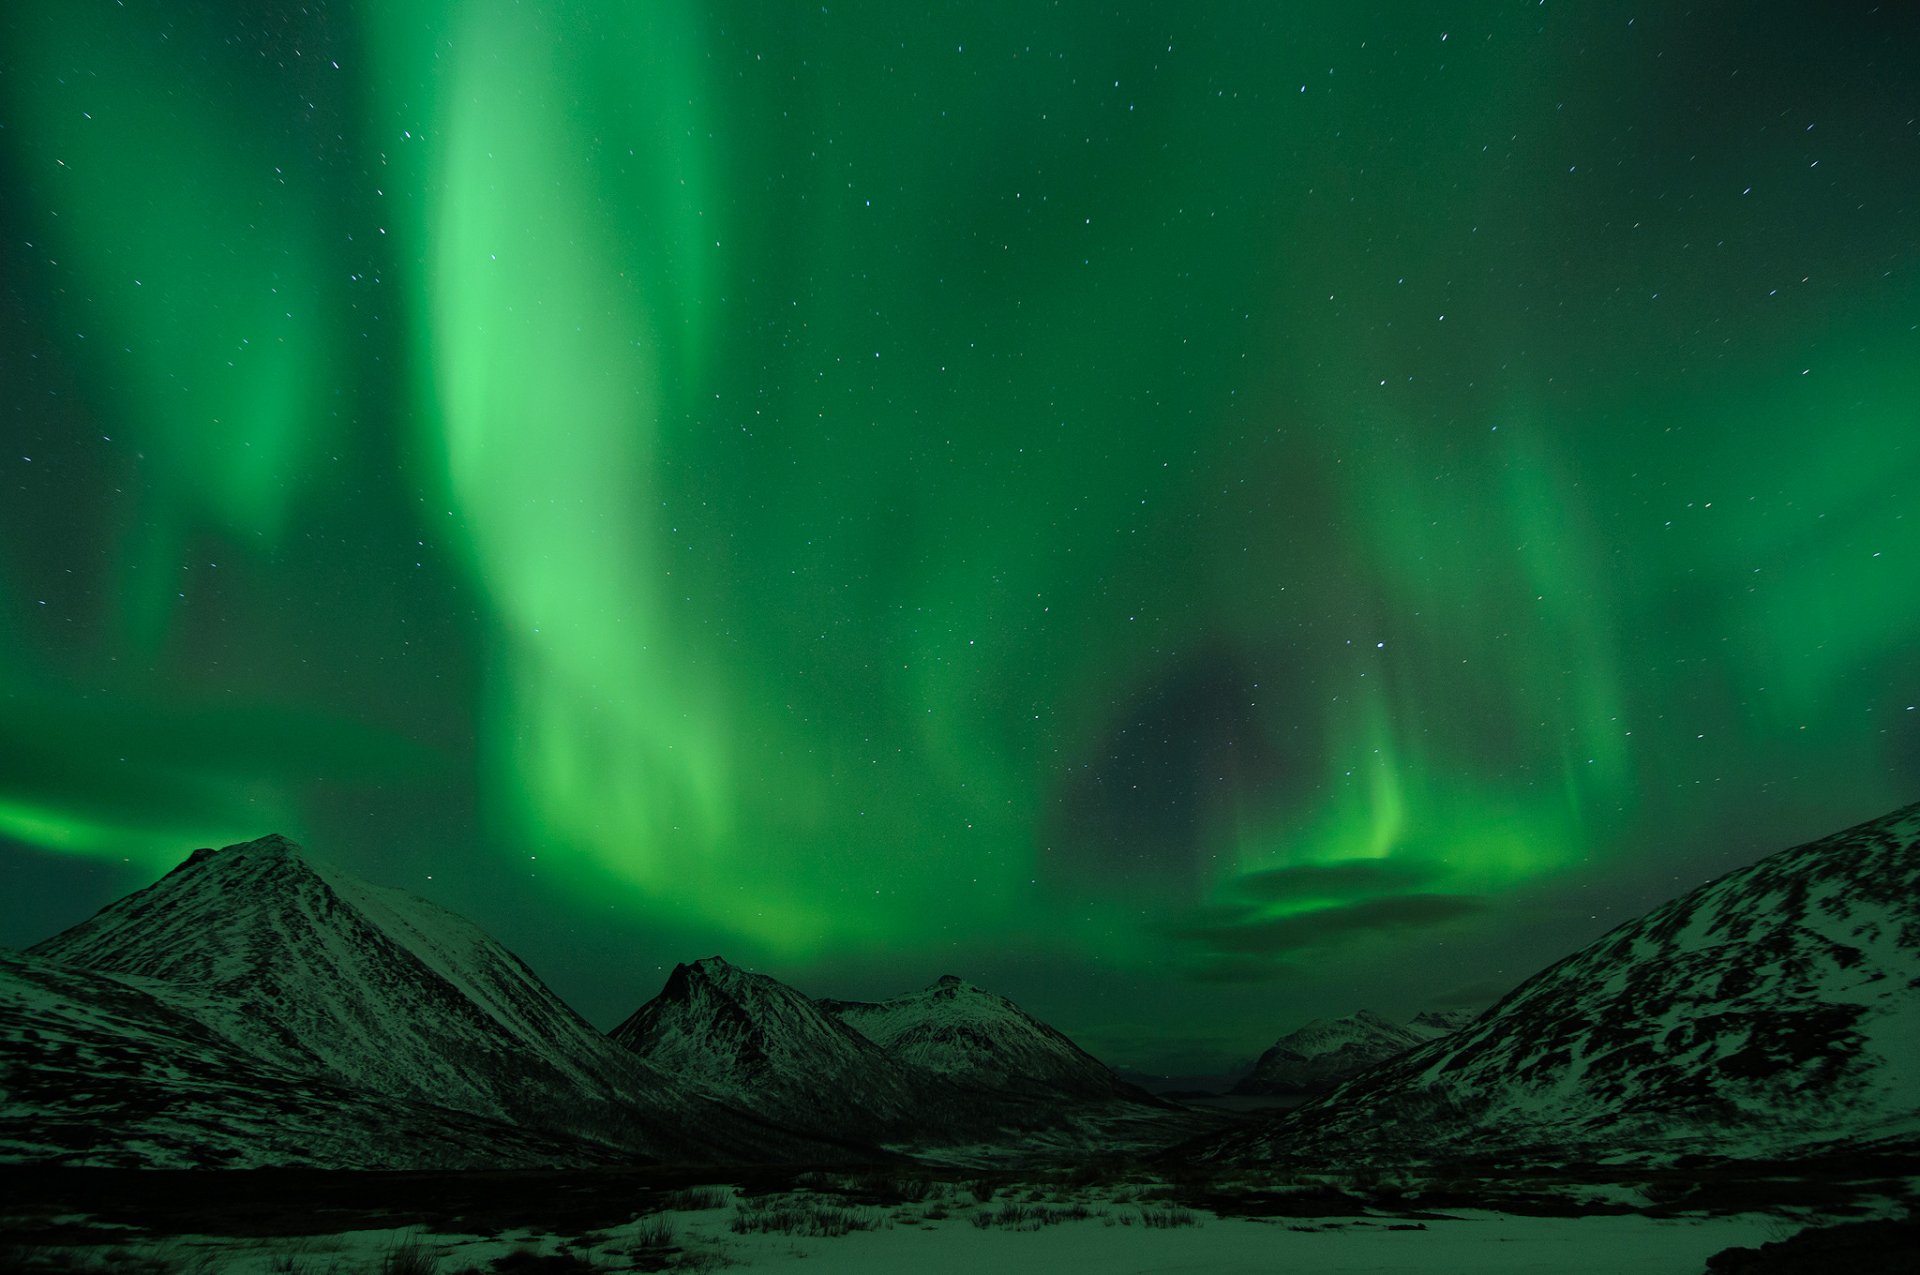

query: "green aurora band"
xmin=3 ymin=0 xmax=1916 ymax=1064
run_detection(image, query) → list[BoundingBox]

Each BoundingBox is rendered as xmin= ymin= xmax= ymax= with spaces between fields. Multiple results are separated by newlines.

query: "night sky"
xmin=3 ymin=1 xmax=1917 ymax=1074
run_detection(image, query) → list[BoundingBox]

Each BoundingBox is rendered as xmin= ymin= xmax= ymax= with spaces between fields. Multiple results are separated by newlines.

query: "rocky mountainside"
xmin=18 ymin=835 xmax=835 ymax=1165
xmin=823 ymin=974 xmax=1151 ymax=1104
xmin=1229 ymin=1010 xmax=1431 ymax=1096
xmin=1190 ymin=800 xmax=1920 ymax=1166
xmin=0 ymin=948 xmax=617 ymax=1169
xmin=29 ymin=836 xmax=669 ymax=1144
xmin=610 ymin=957 xmax=938 ymax=1145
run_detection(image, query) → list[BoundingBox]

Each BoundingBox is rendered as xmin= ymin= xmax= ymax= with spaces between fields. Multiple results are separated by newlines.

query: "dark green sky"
xmin=3 ymin=0 xmax=1916 ymax=1072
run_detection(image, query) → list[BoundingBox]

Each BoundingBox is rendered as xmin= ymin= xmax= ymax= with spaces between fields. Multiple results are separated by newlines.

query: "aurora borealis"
xmin=2 ymin=1 xmax=1916 ymax=1072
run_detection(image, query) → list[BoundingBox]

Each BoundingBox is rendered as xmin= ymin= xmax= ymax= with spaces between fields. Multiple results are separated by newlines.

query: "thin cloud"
xmin=1172 ymin=892 xmax=1489 ymax=958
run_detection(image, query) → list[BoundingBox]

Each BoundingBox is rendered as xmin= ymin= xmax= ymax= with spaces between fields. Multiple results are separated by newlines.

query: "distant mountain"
xmin=0 ymin=948 xmax=615 ymax=1169
xmin=1189 ymin=800 xmax=1920 ymax=1166
xmin=1407 ymin=1008 xmax=1480 ymax=1038
xmin=1229 ymin=1010 xmax=1430 ymax=1096
xmin=610 ymin=956 xmax=933 ymax=1144
xmin=611 ymin=964 xmax=1166 ymax=1151
xmin=17 ymin=835 xmax=833 ymax=1165
xmin=823 ymin=974 xmax=1150 ymax=1104
xmin=1228 ymin=1008 xmax=1478 ymax=1096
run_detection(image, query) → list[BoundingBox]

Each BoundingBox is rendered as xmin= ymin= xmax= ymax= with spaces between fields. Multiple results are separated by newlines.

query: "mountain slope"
xmin=1191 ymin=800 xmax=1920 ymax=1165
xmin=824 ymin=974 xmax=1148 ymax=1103
xmin=1408 ymin=1008 xmax=1480 ymax=1038
xmin=29 ymin=836 xmax=658 ymax=1139
xmin=0 ymin=948 xmax=620 ymax=1169
xmin=1230 ymin=1007 xmax=1480 ymax=1095
xmin=613 ymin=965 xmax=1174 ymax=1155
xmin=21 ymin=835 xmax=838 ymax=1164
xmin=611 ymin=957 xmax=933 ymax=1143
xmin=1229 ymin=1010 xmax=1428 ymax=1096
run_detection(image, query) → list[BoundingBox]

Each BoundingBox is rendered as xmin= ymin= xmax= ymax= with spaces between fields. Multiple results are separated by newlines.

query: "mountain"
xmin=28 ymin=835 xmax=666 ymax=1145
xmin=823 ymin=974 xmax=1150 ymax=1104
xmin=612 ymin=964 xmax=1171 ymax=1154
xmin=1189 ymin=799 xmax=1920 ymax=1167
xmin=1230 ymin=1008 xmax=1484 ymax=1097
xmin=1408 ymin=1008 xmax=1480 ymax=1038
xmin=0 ymin=948 xmax=616 ymax=1169
xmin=610 ymin=957 xmax=933 ymax=1144
xmin=1229 ymin=1010 xmax=1429 ymax=1096
xmin=19 ymin=835 xmax=832 ymax=1165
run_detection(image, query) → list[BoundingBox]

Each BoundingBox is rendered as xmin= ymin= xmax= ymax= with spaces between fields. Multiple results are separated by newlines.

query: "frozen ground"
xmin=254 ymin=1212 xmax=1775 ymax=1274
xmin=0 ymin=1181 xmax=1840 ymax=1275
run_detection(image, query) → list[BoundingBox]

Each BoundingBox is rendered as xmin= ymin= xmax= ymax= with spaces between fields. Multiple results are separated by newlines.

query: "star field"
xmin=2 ymin=0 xmax=1917 ymax=1070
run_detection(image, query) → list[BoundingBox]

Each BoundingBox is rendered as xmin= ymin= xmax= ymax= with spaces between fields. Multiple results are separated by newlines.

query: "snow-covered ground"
xmin=9 ymin=1182 xmax=1844 ymax=1275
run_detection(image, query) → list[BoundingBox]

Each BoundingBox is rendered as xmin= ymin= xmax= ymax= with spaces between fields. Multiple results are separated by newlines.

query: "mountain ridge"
xmin=610 ymin=955 xmax=939 ymax=1144
xmin=29 ymin=835 xmax=654 ymax=1126
xmin=19 ymin=798 xmax=1912 ymax=1173
xmin=1186 ymin=799 xmax=1920 ymax=1166
xmin=0 ymin=946 xmax=624 ymax=1169
xmin=822 ymin=974 xmax=1158 ymax=1105
xmin=612 ymin=958 xmax=1177 ymax=1154
xmin=20 ymin=835 xmax=850 ymax=1165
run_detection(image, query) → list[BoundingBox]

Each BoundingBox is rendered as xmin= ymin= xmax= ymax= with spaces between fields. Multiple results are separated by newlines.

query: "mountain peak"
xmin=659 ymin=956 xmax=765 ymax=1002
xmin=829 ymin=976 xmax=1138 ymax=1102
xmin=213 ymin=832 xmax=307 ymax=858
xmin=612 ymin=955 xmax=931 ymax=1141
xmin=24 ymin=833 xmax=701 ymax=1160
xmin=167 ymin=833 xmax=306 ymax=878
xmin=1230 ymin=1008 xmax=1431 ymax=1096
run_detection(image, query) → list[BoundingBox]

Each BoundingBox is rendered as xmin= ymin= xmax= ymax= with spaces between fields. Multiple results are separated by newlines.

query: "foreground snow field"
xmin=6 ymin=1196 xmax=1814 ymax=1275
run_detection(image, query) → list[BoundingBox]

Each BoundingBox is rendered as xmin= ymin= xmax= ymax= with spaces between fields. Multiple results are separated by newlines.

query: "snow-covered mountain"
xmin=823 ymin=974 xmax=1148 ymax=1103
xmin=1231 ymin=1008 xmax=1484 ymax=1097
xmin=0 ymin=948 xmax=616 ymax=1169
xmin=612 ymin=964 xmax=1165 ymax=1151
xmin=610 ymin=956 xmax=935 ymax=1143
xmin=1407 ymin=1008 xmax=1480 ymax=1038
xmin=28 ymin=836 xmax=664 ymax=1140
xmin=1191 ymin=800 xmax=1920 ymax=1166
xmin=1229 ymin=1010 xmax=1431 ymax=1096
xmin=18 ymin=835 xmax=837 ymax=1165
